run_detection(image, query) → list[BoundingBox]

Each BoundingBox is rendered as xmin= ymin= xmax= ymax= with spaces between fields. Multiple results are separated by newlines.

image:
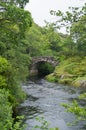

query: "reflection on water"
xmin=18 ymin=79 xmax=86 ymax=130
xmin=18 ymin=106 xmax=43 ymax=120
xmin=27 ymin=95 xmax=39 ymax=101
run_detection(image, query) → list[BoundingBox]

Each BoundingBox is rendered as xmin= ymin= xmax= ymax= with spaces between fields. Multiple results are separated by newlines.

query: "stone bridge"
xmin=30 ymin=56 xmax=59 ymax=76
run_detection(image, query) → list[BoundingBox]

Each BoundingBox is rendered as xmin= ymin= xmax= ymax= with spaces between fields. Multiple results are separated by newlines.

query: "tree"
xmin=25 ymin=23 xmax=53 ymax=57
xmin=70 ymin=14 xmax=86 ymax=56
xmin=0 ymin=0 xmax=32 ymax=80
xmin=0 ymin=0 xmax=29 ymax=8
xmin=50 ymin=3 xmax=86 ymax=56
xmin=0 ymin=0 xmax=32 ymax=44
xmin=50 ymin=3 xmax=86 ymax=32
xmin=0 ymin=0 xmax=32 ymax=127
xmin=0 ymin=0 xmax=32 ymax=118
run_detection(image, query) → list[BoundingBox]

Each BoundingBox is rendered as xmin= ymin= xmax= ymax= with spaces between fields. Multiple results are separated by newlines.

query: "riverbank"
xmin=46 ymin=57 xmax=86 ymax=88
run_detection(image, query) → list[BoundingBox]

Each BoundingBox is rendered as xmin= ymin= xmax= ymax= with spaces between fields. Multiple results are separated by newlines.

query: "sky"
xmin=25 ymin=0 xmax=86 ymax=33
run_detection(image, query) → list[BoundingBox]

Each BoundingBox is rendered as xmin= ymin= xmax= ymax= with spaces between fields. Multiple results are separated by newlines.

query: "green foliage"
xmin=70 ymin=13 xmax=86 ymax=56
xmin=32 ymin=116 xmax=59 ymax=130
xmin=32 ymin=116 xmax=50 ymax=130
xmin=0 ymin=0 xmax=32 ymax=81
xmin=60 ymin=35 xmax=77 ymax=57
xmin=0 ymin=56 xmax=11 ymax=74
xmin=0 ymin=89 xmax=25 ymax=130
xmin=46 ymin=57 xmax=86 ymax=87
xmin=50 ymin=3 xmax=86 ymax=31
xmin=12 ymin=116 xmax=26 ymax=130
xmin=62 ymin=93 xmax=86 ymax=127
xmin=0 ymin=0 xmax=32 ymax=104
xmin=0 ymin=0 xmax=29 ymax=8
xmin=0 ymin=89 xmax=12 ymax=130
xmin=0 ymin=0 xmax=32 ymax=123
xmin=0 ymin=0 xmax=32 ymax=129
xmin=79 ymin=93 xmax=86 ymax=99
xmin=50 ymin=3 xmax=86 ymax=56
xmin=0 ymin=56 xmax=26 ymax=106
xmin=25 ymin=23 xmax=53 ymax=57
xmin=0 ymin=56 xmax=11 ymax=89
xmin=0 ymin=75 xmax=7 ymax=88
xmin=46 ymin=73 xmax=58 ymax=82
xmin=0 ymin=1 xmax=32 ymax=44
xmin=45 ymin=25 xmax=61 ymax=52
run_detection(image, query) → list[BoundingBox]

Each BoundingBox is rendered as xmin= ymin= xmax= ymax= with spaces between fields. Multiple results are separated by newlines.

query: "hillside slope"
xmin=46 ymin=57 xmax=86 ymax=88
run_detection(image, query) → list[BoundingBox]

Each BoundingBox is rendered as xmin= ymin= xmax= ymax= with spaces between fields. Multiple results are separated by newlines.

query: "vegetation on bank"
xmin=0 ymin=0 xmax=32 ymax=129
xmin=46 ymin=57 xmax=86 ymax=88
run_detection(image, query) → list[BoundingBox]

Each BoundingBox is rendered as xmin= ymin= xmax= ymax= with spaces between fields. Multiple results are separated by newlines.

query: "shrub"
xmin=0 ymin=89 xmax=26 ymax=130
xmin=0 ymin=89 xmax=13 ymax=130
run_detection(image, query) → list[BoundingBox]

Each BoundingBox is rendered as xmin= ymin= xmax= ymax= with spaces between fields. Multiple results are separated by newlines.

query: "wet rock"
xmin=79 ymin=80 xmax=86 ymax=87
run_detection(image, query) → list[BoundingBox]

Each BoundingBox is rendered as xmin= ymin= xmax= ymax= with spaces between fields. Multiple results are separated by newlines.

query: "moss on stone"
xmin=72 ymin=77 xmax=86 ymax=87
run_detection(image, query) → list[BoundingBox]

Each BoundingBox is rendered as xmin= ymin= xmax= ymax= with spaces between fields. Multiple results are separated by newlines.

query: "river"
xmin=18 ymin=78 xmax=86 ymax=130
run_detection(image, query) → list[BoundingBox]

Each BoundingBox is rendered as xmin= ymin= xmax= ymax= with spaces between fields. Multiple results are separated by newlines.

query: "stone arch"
xmin=30 ymin=56 xmax=58 ymax=76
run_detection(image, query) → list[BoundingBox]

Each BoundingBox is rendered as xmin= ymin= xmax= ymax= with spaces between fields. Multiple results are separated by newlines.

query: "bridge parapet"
xmin=32 ymin=56 xmax=58 ymax=66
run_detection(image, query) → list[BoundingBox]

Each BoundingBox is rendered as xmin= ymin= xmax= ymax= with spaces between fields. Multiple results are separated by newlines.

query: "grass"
xmin=46 ymin=57 xmax=86 ymax=87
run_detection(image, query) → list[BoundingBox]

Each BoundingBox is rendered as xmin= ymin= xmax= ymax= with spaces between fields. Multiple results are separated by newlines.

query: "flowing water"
xmin=18 ymin=78 xmax=86 ymax=130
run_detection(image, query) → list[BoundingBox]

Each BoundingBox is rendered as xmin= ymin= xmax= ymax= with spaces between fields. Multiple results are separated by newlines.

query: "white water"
xmin=18 ymin=79 xmax=86 ymax=130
